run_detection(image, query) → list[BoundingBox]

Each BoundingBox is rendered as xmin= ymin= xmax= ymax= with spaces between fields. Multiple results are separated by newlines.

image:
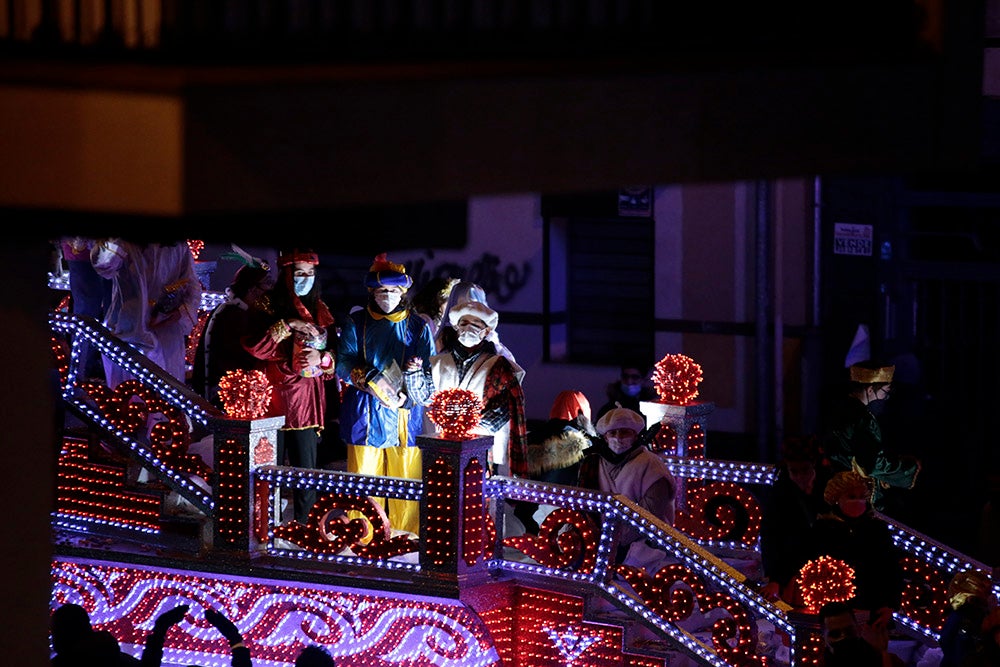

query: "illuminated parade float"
xmin=48 ymin=278 xmax=997 ymax=667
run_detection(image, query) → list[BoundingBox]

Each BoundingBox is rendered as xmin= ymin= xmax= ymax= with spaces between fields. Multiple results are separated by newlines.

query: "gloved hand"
xmin=204 ymin=608 xmax=243 ymax=646
xmin=153 ymin=604 xmax=190 ymax=634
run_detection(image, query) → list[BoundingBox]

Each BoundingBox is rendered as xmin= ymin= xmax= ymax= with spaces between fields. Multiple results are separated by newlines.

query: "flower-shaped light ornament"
xmin=797 ymin=555 xmax=856 ymax=612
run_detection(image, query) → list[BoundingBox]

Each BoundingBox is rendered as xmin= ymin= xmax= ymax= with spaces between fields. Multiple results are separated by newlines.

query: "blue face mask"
xmin=293 ymin=275 xmax=314 ymax=297
xmin=622 ymin=383 xmax=642 ymax=397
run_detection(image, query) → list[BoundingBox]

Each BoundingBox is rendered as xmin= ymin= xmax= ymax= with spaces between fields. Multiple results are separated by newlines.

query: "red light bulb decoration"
xmin=652 ymin=353 xmax=703 ymax=405
xmin=51 ymin=336 xmax=70 ymax=387
xmin=462 ymin=458 xmax=488 ymax=566
xmin=185 ymin=311 xmax=210 ymax=368
xmin=797 ymin=555 xmax=856 ymax=612
xmin=427 ymin=388 xmax=483 ymax=440
xmin=186 ymin=239 xmax=204 ymax=259
xmin=218 ymin=370 xmax=273 ymax=420
xmin=899 ymin=556 xmax=950 ymax=631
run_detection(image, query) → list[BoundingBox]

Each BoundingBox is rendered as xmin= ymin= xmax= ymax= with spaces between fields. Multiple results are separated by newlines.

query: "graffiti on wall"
xmin=406 ymin=251 xmax=532 ymax=304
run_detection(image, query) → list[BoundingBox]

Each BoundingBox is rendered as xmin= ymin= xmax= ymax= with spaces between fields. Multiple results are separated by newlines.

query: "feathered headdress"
xmin=219 ymin=244 xmax=270 ymax=272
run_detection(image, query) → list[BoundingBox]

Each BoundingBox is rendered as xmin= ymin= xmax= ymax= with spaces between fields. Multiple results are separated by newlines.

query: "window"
xmin=544 ymin=193 xmax=654 ymax=364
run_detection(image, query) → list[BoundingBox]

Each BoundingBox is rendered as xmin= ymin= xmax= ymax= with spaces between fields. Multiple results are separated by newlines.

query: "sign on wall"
xmin=833 ymin=222 xmax=873 ymax=256
xmin=618 ymin=186 xmax=653 ymax=217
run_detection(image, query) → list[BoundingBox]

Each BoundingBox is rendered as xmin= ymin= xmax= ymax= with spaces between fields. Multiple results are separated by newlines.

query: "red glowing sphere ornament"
xmin=427 ymin=388 xmax=483 ymax=440
xmin=218 ymin=369 xmax=273 ymax=419
xmin=652 ymin=353 xmax=704 ymax=404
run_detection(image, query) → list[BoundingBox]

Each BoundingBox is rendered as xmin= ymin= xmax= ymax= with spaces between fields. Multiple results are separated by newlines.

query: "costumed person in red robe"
xmin=404 ymin=299 xmax=528 ymax=478
xmin=243 ymin=249 xmax=337 ymax=524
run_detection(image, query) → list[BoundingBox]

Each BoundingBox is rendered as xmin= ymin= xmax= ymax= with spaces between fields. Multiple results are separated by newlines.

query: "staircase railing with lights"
xmin=48 ymin=310 xmax=997 ymax=665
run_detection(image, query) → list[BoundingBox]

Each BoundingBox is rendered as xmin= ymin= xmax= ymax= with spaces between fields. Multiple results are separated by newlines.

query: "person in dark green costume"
xmin=820 ymin=360 xmax=921 ymax=515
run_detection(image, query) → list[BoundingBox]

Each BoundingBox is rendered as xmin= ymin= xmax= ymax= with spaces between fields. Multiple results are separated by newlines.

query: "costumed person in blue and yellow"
xmin=337 ymin=254 xmax=433 ymax=535
xmin=820 ymin=360 xmax=921 ymax=515
xmin=243 ymin=249 xmax=338 ymax=524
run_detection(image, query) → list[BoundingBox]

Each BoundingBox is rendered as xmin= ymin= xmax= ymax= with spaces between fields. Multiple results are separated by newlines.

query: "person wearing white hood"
xmin=578 ymin=405 xmax=677 ymax=564
xmin=405 ymin=299 xmax=528 ymax=478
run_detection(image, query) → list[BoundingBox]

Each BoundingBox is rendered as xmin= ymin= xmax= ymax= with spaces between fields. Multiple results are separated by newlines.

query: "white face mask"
xmin=606 ymin=435 xmax=636 ymax=454
xmin=293 ymin=275 xmax=314 ymax=296
xmin=374 ymin=291 xmax=401 ymax=313
xmin=458 ymin=330 xmax=484 ymax=347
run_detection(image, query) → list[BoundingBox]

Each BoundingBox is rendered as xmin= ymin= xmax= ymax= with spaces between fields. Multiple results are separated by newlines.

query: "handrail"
xmin=490 ymin=475 xmax=795 ymax=667
xmin=51 ymin=311 xmax=219 ymax=514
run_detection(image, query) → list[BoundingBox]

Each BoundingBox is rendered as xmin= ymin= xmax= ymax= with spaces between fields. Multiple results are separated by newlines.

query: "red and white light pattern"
xmin=899 ymin=556 xmax=950 ymax=631
xmin=80 ymin=379 xmax=211 ymax=479
xmin=56 ymin=437 xmax=162 ymax=531
xmin=503 ymin=509 xmax=599 ymax=573
xmin=673 ymin=481 xmax=762 ymax=548
xmin=425 ymin=457 xmax=457 ymax=566
xmin=427 ymin=388 xmax=482 ymax=440
xmin=51 ymin=559 xmax=501 ymax=666
xmin=652 ymin=353 xmax=703 ymax=405
xmin=615 ymin=562 xmax=776 ymax=666
xmin=462 ymin=458 xmax=489 ymax=566
xmin=218 ymin=369 xmax=273 ymax=420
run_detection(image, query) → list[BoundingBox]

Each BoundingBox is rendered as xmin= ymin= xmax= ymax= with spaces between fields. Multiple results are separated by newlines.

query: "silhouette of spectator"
xmin=51 ymin=602 xmax=140 ymax=665
xmin=51 ymin=603 xmax=93 ymax=665
xmin=296 ymin=645 xmax=337 ymax=666
xmin=594 ymin=364 xmax=657 ymax=422
xmin=86 ymin=630 xmax=140 ymax=665
xmin=141 ymin=604 xmax=250 ymax=667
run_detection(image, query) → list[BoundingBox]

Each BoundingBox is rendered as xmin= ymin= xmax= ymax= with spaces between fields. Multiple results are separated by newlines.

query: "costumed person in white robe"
xmin=91 ymin=238 xmax=202 ymax=387
xmin=578 ymin=405 xmax=677 ymax=568
xmin=404 ymin=299 xmax=528 ymax=478
xmin=434 ymin=280 xmax=525 ymax=383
